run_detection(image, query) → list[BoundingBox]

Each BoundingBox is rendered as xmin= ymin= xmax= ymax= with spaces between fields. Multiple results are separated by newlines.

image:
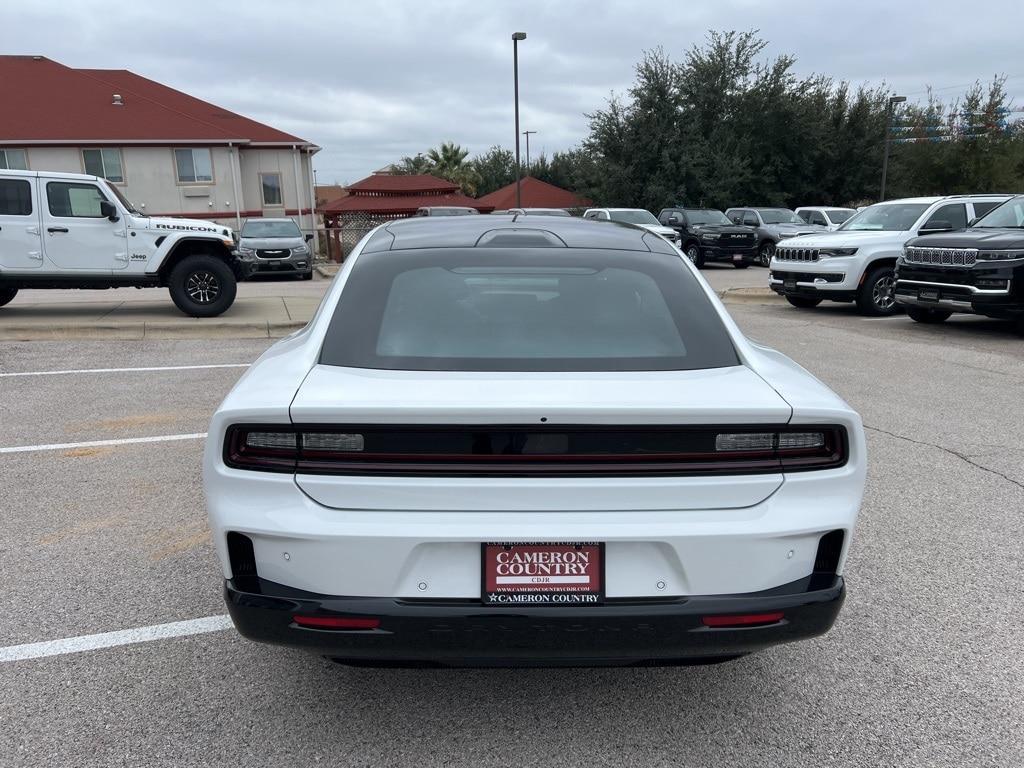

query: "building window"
xmin=174 ymin=148 xmax=214 ymax=183
xmin=260 ymin=173 xmax=283 ymax=206
xmin=82 ymin=148 xmax=124 ymax=183
xmin=0 ymin=149 xmax=29 ymax=170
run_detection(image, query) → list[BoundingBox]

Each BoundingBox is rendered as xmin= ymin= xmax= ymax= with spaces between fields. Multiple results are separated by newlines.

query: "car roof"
xmin=247 ymin=217 xmax=297 ymax=224
xmin=0 ymin=167 xmax=103 ymax=183
xmin=872 ymin=194 xmax=1015 ymax=206
xmin=796 ymin=206 xmax=856 ymax=211
xmin=366 ymin=214 xmax=677 ymax=253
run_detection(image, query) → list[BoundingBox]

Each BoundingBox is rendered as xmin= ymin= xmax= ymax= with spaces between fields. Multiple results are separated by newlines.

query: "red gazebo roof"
xmin=323 ymin=192 xmax=493 ymax=216
xmin=477 ymin=177 xmax=592 ymax=210
xmin=345 ymin=174 xmax=459 ymax=195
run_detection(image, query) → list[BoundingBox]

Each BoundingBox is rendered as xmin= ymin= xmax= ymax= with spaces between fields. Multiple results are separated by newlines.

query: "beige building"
xmin=0 ymin=56 xmax=320 ymax=244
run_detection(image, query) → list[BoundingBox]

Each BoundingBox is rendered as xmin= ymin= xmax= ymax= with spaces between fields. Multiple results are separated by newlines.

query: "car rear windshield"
xmin=241 ymin=220 xmax=301 ymax=238
xmin=319 ymin=248 xmax=740 ymax=372
xmin=840 ymin=203 xmax=930 ymax=231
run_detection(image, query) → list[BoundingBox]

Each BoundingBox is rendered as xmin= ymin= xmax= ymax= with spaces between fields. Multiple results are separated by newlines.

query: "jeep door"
xmin=0 ymin=175 xmax=43 ymax=271
xmin=41 ymin=179 xmax=127 ymax=272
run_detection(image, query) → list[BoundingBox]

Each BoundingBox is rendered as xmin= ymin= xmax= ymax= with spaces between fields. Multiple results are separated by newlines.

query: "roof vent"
xmin=112 ymin=93 xmax=124 ymax=106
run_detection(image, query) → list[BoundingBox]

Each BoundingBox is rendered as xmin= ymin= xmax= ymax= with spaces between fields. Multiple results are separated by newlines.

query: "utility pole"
xmin=523 ymin=130 xmax=537 ymax=171
xmin=880 ymin=95 xmax=907 ymax=201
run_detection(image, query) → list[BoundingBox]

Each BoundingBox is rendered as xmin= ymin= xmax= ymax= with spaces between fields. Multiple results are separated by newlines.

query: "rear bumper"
xmin=225 ymin=574 xmax=845 ymax=667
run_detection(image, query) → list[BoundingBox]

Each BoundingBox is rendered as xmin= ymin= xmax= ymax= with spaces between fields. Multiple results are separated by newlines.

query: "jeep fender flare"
xmin=153 ymin=237 xmax=238 ymax=285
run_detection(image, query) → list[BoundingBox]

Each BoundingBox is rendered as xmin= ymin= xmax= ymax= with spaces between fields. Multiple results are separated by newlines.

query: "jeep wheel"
xmin=786 ymin=296 xmax=822 ymax=309
xmin=300 ymin=269 xmax=314 ymax=281
xmin=168 ymin=255 xmax=237 ymax=318
xmin=684 ymin=243 xmax=704 ymax=268
xmin=0 ymin=288 xmax=18 ymax=308
xmin=856 ymin=266 xmax=900 ymax=317
xmin=907 ymin=307 xmax=952 ymax=324
xmin=758 ymin=242 xmax=775 ymax=267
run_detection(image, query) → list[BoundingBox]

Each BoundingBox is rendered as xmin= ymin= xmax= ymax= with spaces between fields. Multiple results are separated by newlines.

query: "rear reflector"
xmin=292 ymin=615 xmax=380 ymax=630
xmin=701 ymin=612 xmax=784 ymax=628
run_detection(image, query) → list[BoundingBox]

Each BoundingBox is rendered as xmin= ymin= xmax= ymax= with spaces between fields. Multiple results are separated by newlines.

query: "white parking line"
xmin=0 ymin=433 xmax=207 ymax=454
xmin=0 ymin=363 xmax=250 ymax=378
xmin=0 ymin=615 xmax=234 ymax=663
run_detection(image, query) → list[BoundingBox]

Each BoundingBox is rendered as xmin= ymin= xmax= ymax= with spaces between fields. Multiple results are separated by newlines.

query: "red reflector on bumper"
xmin=293 ymin=615 xmax=380 ymax=630
xmin=701 ymin=612 xmax=784 ymax=628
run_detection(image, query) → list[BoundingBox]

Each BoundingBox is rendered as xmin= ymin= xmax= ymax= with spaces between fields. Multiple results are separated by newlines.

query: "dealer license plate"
xmin=733 ymin=254 xmax=744 ymax=262
xmin=784 ymin=278 xmax=797 ymax=290
xmin=919 ymin=289 xmax=939 ymax=302
xmin=481 ymin=542 xmax=604 ymax=606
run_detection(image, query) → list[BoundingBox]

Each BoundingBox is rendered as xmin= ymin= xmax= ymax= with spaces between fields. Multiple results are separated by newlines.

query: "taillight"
xmin=223 ymin=425 xmax=847 ymax=475
xmin=701 ymin=612 xmax=784 ymax=628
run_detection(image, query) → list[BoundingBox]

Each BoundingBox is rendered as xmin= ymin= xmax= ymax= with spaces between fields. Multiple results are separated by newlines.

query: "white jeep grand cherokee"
xmin=205 ymin=214 xmax=866 ymax=667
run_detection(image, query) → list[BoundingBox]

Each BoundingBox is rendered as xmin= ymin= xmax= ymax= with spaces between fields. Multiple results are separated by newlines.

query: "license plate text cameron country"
xmin=482 ymin=543 xmax=604 ymax=606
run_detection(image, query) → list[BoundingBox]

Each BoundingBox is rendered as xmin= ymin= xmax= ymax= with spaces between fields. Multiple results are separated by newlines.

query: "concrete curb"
xmin=0 ymin=319 xmax=308 ymax=342
xmin=718 ymin=287 xmax=781 ymax=304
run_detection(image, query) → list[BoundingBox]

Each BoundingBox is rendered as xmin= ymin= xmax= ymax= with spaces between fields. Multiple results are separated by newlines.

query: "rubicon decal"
xmin=154 ymin=223 xmax=219 ymax=232
xmin=482 ymin=543 xmax=603 ymax=605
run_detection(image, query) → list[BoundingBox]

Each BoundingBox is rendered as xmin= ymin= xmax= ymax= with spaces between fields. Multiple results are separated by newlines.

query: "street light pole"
xmin=523 ymin=130 xmax=537 ymax=171
xmin=512 ymin=32 xmax=527 ymax=208
xmin=880 ymin=95 xmax=907 ymax=202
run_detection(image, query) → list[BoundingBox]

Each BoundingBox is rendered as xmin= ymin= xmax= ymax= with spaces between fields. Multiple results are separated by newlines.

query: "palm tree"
xmin=426 ymin=142 xmax=480 ymax=196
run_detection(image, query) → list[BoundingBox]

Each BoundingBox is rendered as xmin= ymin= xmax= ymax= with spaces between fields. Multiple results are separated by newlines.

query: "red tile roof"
xmin=346 ymin=174 xmax=459 ymax=194
xmin=323 ymin=192 xmax=493 ymax=215
xmin=477 ymin=176 xmax=592 ymax=210
xmin=0 ymin=55 xmax=312 ymax=146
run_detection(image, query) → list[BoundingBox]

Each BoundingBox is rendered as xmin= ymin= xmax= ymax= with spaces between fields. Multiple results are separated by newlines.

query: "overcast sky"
xmin=5 ymin=0 xmax=1022 ymax=184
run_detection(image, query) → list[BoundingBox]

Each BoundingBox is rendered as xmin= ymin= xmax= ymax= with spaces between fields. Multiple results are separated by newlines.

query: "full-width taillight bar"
xmin=223 ymin=425 xmax=848 ymax=476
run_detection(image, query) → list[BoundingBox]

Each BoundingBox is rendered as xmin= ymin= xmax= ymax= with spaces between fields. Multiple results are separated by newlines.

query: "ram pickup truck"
xmin=0 ymin=169 xmax=253 ymax=317
xmin=658 ymin=208 xmax=758 ymax=268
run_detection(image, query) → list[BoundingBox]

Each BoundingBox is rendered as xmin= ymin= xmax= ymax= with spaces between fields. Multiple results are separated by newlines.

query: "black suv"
xmin=895 ymin=195 xmax=1024 ymax=334
xmin=658 ymin=208 xmax=758 ymax=268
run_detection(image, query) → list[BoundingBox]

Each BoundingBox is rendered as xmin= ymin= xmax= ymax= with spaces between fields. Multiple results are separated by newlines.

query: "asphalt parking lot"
xmin=1 ymin=268 xmax=1022 ymax=767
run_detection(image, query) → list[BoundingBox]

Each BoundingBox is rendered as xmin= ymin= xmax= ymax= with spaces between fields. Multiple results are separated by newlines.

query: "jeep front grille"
xmin=904 ymin=247 xmax=977 ymax=267
xmin=775 ymin=247 xmax=820 ymax=262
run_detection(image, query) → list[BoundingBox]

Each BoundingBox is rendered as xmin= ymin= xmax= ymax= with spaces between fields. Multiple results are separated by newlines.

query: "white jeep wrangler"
xmin=0 ymin=169 xmax=254 ymax=317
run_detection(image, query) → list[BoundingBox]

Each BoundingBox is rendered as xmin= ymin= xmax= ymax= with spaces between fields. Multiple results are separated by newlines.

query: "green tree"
xmin=471 ymin=146 xmax=516 ymax=196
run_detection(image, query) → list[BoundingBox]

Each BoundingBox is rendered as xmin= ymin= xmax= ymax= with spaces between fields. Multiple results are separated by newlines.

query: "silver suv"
xmin=235 ymin=218 xmax=312 ymax=280
xmin=725 ymin=207 xmax=829 ymax=266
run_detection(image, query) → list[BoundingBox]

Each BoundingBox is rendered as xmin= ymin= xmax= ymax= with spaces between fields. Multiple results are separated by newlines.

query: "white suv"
xmin=770 ymin=195 xmax=1013 ymax=316
xmin=0 ymin=168 xmax=251 ymax=316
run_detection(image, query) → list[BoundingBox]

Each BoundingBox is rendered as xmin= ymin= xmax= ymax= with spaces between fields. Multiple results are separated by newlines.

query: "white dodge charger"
xmin=204 ymin=215 xmax=866 ymax=667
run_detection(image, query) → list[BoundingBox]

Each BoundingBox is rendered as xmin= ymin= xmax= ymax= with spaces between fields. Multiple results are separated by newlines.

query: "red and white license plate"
xmin=481 ymin=542 xmax=604 ymax=606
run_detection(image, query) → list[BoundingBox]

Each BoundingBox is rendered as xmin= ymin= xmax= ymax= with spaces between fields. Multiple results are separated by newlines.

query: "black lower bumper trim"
xmin=225 ymin=575 xmax=845 ymax=667
xmin=770 ymin=284 xmax=856 ymax=302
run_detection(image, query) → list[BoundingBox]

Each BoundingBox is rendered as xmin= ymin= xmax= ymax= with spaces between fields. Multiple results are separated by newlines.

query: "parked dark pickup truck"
xmin=658 ymin=208 xmax=758 ymax=268
xmin=894 ymin=195 xmax=1024 ymax=334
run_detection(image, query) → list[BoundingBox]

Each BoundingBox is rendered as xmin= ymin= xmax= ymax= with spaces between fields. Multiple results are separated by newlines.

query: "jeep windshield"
xmin=973 ymin=197 xmax=1024 ymax=228
xmin=241 ymin=220 xmax=302 ymax=238
xmin=608 ymin=210 xmax=661 ymax=226
xmin=686 ymin=210 xmax=731 ymax=225
xmin=839 ymin=203 xmax=930 ymax=232
xmin=755 ymin=209 xmax=803 ymax=224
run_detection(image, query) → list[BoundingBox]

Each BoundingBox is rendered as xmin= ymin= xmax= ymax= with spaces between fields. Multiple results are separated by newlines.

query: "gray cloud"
xmin=6 ymin=0 xmax=1022 ymax=183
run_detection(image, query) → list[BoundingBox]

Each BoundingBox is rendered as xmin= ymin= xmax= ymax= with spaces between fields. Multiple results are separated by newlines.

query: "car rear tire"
xmin=301 ymin=269 xmax=314 ymax=281
xmin=758 ymin=242 xmax=774 ymax=267
xmin=684 ymin=242 xmax=704 ymax=268
xmin=0 ymin=287 xmax=18 ymax=308
xmin=907 ymin=307 xmax=952 ymax=324
xmin=786 ymin=296 xmax=822 ymax=309
xmin=856 ymin=265 xmax=900 ymax=317
xmin=168 ymin=255 xmax=237 ymax=318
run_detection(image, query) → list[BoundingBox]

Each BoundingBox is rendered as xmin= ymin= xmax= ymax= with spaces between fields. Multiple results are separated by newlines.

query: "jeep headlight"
xmin=237 ymin=247 xmax=255 ymax=257
xmin=702 ymin=233 xmax=721 ymax=241
xmin=292 ymin=244 xmax=310 ymax=255
xmin=818 ymin=247 xmax=858 ymax=257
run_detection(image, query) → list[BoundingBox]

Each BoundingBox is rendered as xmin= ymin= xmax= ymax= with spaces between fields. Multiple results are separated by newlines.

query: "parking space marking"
xmin=0 ymin=363 xmax=250 ymax=378
xmin=0 ymin=615 xmax=233 ymax=662
xmin=0 ymin=433 xmax=207 ymax=454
